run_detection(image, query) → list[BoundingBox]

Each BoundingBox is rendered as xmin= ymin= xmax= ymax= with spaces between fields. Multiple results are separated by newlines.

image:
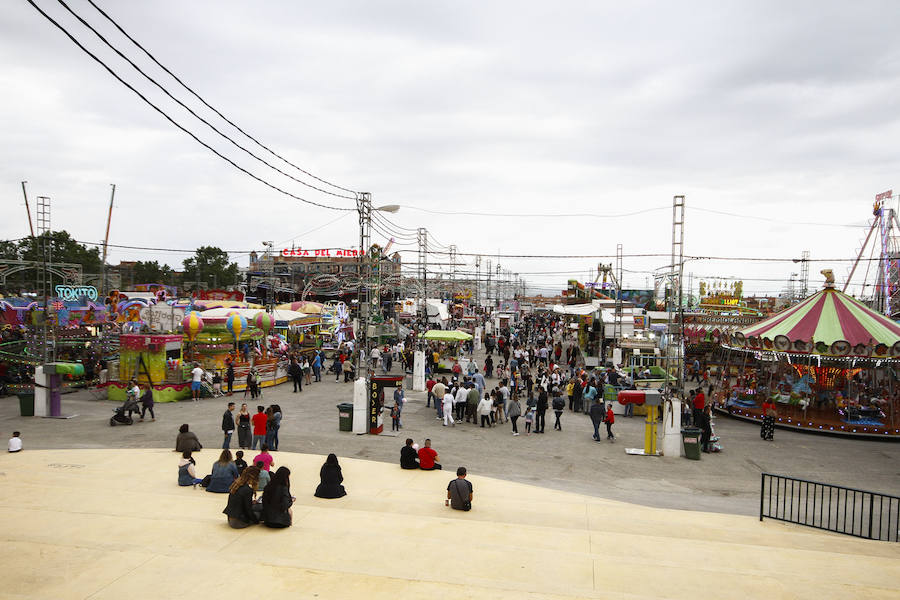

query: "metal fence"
xmin=760 ymin=473 xmax=900 ymax=542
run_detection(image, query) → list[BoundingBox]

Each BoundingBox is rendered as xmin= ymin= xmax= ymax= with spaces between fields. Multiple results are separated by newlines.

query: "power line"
xmin=26 ymin=0 xmax=353 ymax=212
xmin=83 ymin=0 xmax=359 ymax=197
xmin=398 ymin=205 xmax=671 ymax=219
xmin=56 ymin=0 xmax=357 ymax=202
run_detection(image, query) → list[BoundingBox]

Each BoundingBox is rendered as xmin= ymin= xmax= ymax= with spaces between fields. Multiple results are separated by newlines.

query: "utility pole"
xmin=101 ymin=184 xmax=116 ymax=299
xmin=449 ymin=244 xmax=457 ymax=296
xmin=357 ymin=193 xmax=372 ymax=354
xmin=475 ymin=255 xmax=481 ymax=306
xmin=799 ymin=250 xmax=810 ymax=299
xmin=663 ymin=195 xmax=685 ymax=402
xmin=486 ymin=259 xmax=492 ymax=308
xmin=417 ymin=227 xmax=427 ymax=328
xmin=21 ymin=181 xmax=35 ymax=237
xmin=36 ymin=196 xmax=53 ymax=363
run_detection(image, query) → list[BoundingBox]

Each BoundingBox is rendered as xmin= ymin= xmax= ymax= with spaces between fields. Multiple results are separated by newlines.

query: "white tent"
xmin=551 ymin=303 xmax=598 ymax=316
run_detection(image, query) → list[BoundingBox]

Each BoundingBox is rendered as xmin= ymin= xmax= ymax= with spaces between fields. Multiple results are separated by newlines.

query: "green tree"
xmin=182 ymin=246 xmax=239 ymax=289
xmin=18 ymin=231 xmax=102 ymax=272
xmin=133 ymin=260 xmax=173 ymax=284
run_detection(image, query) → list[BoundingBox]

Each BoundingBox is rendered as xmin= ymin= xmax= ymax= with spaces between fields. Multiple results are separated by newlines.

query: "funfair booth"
xmin=717 ymin=279 xmax=900 ymax=438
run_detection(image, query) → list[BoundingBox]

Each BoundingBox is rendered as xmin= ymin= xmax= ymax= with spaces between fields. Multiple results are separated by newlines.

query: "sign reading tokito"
xmin=282 ymin=248 xmax=364 ymax=258
xmin=55 ymin=285 xmax=98 ymax=302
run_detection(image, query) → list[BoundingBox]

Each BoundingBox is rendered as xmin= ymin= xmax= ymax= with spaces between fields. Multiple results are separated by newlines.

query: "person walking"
xmin=442 ymin=390 xmax=455 ymax=427
xmin=761 ymin=398 xmax=776 ymax=441
xmin=589 ymin=397 xmax=604 ymax=441
xmin=477 ymin=394 xmax=493 ymax=428
xmin=552 ymin=389 xmax=565 ymax=431
xmin=302 ymin=355 xmax=312 ymax=386
xmin=289 ymin=359 xmax=303 ymax=393
xmin=605 ymin=403 xmax=616 ymax=441
xmin=535 ymin=386 xmax=548 ymax=433
xmin=225 ymin=359 xmax=235 ymax=396
xmin=221 ymin=402 xmax=235 ymax=449
xmin=139 ymin=387 xmax=155 ymax=422
xmin=312 ymin=352 xmax=322 ymax=382
xmin=507 ymin=394 xmax=522 ymax=436
xmin=191 ymin=362 xmax=204 ymax=402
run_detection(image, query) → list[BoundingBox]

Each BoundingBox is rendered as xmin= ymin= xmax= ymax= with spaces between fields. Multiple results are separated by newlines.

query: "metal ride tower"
xmin=662 ymin=195 xmax=685 ymax=401
xmin=844 ymin=190 xmax=900 ymax=318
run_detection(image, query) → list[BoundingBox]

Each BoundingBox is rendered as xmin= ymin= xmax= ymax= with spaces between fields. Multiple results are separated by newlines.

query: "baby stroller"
xmin=110 ymin=395 xmax=140 ymax=426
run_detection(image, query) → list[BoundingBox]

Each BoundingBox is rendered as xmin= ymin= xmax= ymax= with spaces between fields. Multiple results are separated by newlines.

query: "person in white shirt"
xmin=190 ymin=362 xmax=204 ymax=402
xmin=8 ymin=431 xmax=22 ymax=453
xmin=442 ymin=392 xmax=455 ymax=427
xmin=454 ymin=383 xmax=468 ymax=422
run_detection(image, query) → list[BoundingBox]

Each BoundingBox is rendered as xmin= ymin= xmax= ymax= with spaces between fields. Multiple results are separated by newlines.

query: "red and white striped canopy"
xmin=734 ymin=287 xmax=900 ymax=356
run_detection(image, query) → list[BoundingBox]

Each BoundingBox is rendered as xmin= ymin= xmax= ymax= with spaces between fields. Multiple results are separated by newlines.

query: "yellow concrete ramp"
xmin=1 ymin=449 xmax=897 ymax=600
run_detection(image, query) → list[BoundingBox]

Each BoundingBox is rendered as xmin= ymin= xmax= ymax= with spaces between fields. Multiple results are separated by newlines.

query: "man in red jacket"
xmin=605 ymin=404 xmax=615 ymax=440
xmin=417 ymin=438 xmax=442 ymax=470
xmin=250 ymin=405 xmax=267 ymax=450
xmin=692 ymin=389 xmax=706 ymax=428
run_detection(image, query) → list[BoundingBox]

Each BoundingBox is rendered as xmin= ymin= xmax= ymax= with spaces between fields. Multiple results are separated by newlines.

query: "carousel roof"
xmin=735 ymin=286 xmax=900 ymax=354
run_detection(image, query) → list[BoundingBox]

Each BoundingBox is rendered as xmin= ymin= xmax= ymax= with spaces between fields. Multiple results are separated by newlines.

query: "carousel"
xmin=717 ymin=273 xmax=900 ymax=438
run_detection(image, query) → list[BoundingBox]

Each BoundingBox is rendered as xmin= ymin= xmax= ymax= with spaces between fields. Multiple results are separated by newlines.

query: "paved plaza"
xmin=3 ymin=349 xmax=899 ymax=517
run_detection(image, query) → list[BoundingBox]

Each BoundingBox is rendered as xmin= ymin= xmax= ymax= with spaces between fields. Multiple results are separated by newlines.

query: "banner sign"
xmin=55 ymin=285 xmax=98 ymax=302
xmin=282 ymin=248 xmax=364 ymax=258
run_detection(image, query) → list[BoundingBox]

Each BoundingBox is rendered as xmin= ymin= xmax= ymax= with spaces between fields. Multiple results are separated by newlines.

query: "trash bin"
xmin=17 ymin=392 xmax=35 ymax=417
xmin=681 ymin=427 xmax=702 ymax=460
xmin=337 ymin=402 xmax=353 ymax=432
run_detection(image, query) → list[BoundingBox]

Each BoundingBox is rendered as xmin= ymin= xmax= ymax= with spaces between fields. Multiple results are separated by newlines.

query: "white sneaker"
xmin=513 ymin=432 xmax=519 ymax=436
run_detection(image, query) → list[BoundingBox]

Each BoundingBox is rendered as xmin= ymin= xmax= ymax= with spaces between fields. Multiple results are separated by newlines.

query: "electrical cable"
xmin=54 ymin=0 xmax=356 ymax=201
xmin=398 ymin=205 xmax=671 ymax=219
xmin=274 ymin=212 xmax=353 ymax=248
xmin=26 ymin=0 xmax=353 ymax=212
xmin=83 ymin=0 xmax=359 ymax=197
xmin=369 ymin=211 xmax=419 ymax=233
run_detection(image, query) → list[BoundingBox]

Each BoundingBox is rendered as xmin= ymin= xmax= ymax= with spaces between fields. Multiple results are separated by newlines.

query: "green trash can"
xmin=337 ymin=402 xmax=354 ymax=432
xmin=17 ymin=392 xmax=35 ymax=417
xmin=681 ymin=427 xmax=702 ymax=460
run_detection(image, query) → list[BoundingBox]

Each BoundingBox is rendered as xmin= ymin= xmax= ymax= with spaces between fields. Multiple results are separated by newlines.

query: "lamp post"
xmin=356 ymin=194 xmax=399 ymax=359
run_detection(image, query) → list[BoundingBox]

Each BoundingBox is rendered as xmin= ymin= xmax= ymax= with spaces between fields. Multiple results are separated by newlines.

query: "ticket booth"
xmin=369 ymin=375 xmax=404 ymax=434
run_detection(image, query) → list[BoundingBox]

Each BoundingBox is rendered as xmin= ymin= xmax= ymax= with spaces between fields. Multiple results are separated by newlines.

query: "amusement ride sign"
xmin=54 ymin=285 xmax=98 ymax=302
xmin=282 ymin=248 xmax=364 ymax=258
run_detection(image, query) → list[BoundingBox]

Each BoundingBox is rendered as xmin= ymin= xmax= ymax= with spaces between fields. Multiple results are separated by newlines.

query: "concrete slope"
xmin=1 ymin=449 xmax=897 ymax=600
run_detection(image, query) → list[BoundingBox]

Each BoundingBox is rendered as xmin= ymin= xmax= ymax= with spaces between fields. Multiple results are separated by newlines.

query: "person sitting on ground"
xmin=261 ymin=466 xmax=294 ymax=528
xmin=314 ymin=453 xmax=347 ymax=498
xmin=177 ymin=450 xmax=203 ymax=487
xmin=253 ymin=444 xmax=275 ymax=471
xmin=446 ymin=466 xmax=473 ymax=511
xmin=8 ymin=431 xmax=22 ymax=453
xmin=175 ymin=424 xmax=202 ymax=453
xmin=256 ymin=460 xmax=271 ymax=492
xmin=417 ymin=438 xmax=441 ymax=471
xmin=400 ymin=438 xmax=419 ymax=469
xmin=223 ymin=466 xmax=261 ymax=529
xmin=234 ymin=450 xmax=247 ymax=475
xmin=206 ymin=449 xmax=239 ymax=493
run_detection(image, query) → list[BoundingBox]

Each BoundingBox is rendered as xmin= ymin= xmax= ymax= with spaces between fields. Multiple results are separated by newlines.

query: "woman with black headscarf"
xmin=314 ymin=453 xmax=347 ymax=498
xmin=261 ymin=466 xmax=294 ymax=528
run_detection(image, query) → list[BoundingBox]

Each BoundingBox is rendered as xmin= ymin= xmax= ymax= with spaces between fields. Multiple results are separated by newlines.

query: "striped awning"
xmin=733 ymin=287 xmax=900 ymax=356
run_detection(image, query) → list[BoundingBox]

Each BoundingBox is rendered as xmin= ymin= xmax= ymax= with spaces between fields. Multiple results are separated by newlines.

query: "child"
xmin=212 ymin=371 xmax=223 ymax=396
xmin=234 ymin=450 xmax=247 ymax=475
xmin=390 ymin=401 xmax=400 ymax=431
xmin=605 ymin=403 xmax=615 ymax=441
xmin=524 ymin=407 xmax=534 ymax=434
xmin=8 ymin=431 xmax=22 ymax=453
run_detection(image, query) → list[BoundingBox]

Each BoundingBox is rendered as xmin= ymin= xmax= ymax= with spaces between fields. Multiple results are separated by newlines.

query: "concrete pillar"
xmin=352 ymin=376 xmax=368 ymax=434
xmin=33 ymin=365 xmax=49 ymax=417
xmin=412 ymin=350 xmax=425 ymax=391
xmin=663 ymin=398 xmax=683 ymax=457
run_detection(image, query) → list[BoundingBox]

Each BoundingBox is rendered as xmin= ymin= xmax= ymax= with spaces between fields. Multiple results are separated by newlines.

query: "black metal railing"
xmin=760 ymin=473 xmax=900 ymax=542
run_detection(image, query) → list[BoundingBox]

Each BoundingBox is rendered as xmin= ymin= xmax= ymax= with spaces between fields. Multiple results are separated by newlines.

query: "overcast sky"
xmin=2 ymin=0 xmax=900 ymax=298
